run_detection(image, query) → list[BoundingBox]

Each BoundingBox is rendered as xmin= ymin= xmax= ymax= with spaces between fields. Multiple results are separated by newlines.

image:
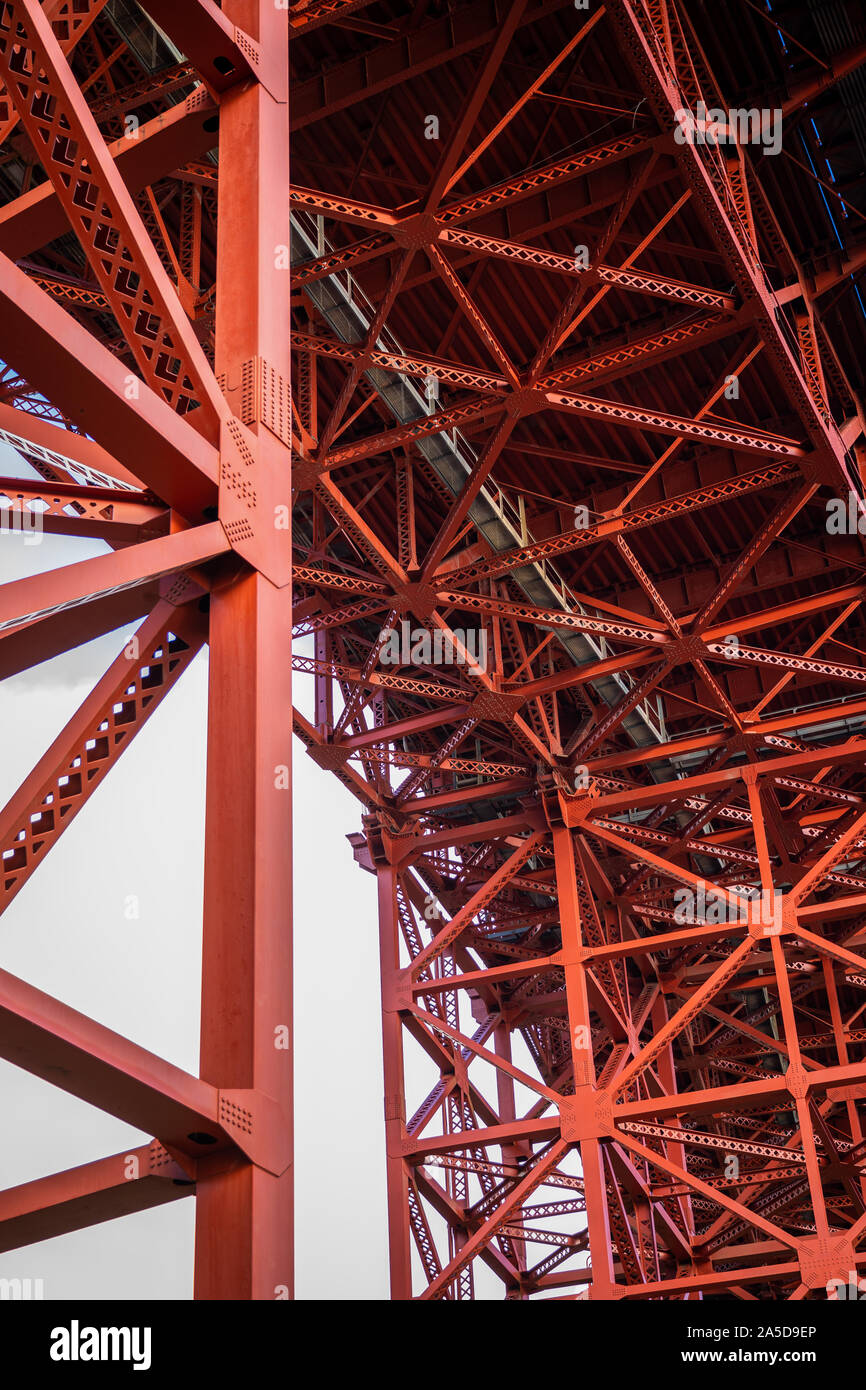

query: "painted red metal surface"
xmin=0 ymin=0 xmax=292 ymax=1300
xmin=0 ymin=0 xmax=864 ymax=1302
xmin=289 ymin=0 xmax=866 ymax=1300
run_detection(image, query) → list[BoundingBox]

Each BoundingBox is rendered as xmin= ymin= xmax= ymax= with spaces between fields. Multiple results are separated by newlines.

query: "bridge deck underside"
xmin=0 ymin=0 xmax=864 ymax=1300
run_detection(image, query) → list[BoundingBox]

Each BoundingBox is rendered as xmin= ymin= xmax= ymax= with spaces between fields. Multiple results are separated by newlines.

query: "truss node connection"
xmin=0 ymin=0 xmax=865 ymax=1306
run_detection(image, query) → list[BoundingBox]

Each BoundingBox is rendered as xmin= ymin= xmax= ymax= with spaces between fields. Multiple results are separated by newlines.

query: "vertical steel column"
xmin=494 ymin=1021 xmax=529 ymax=1298
xmin=377 ymin=862 xmax=413 ymax=1299
xmin=553 ymin=825 xmax=616 ymax=1298
xmin=194 ymin=0 xmax=293 ymax=1299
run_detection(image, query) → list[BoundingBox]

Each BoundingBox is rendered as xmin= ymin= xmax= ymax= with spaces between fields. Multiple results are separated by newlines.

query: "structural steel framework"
xmin=0 ymin=0 xmax=864 ymax=1301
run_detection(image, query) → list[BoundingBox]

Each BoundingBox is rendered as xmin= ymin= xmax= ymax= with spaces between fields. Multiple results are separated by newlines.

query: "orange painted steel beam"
xmin=0 ymin=251 xmax=218 ymax=515
xmin=0 ymin=604 xmax=204 ymax=914
xmin=0 ymin=0 xmax=864 ymax=1305
xmin=0 ymin=93 xmax=220 ymax=263
xmin=0 ymin=0 xmax=293 ymax=1303
xmin=194 ymin=0 xmax=293 ymax=1300
xmin=0 ymin=1145 xmax=194 ymax=1256
xmin=288 ymin=0 xmax=866 ymax=1300
xmin=0 ymin=964 xmax=226 ymax=1151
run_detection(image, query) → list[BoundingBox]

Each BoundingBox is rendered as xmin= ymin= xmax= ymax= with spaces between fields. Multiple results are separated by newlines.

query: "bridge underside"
xmin=0 ymin=0 xmax=866 ymax=1300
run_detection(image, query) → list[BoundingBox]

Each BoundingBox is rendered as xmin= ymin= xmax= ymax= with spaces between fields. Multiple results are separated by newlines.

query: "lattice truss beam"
xmin=0 ymin=0 xmax=864 ymax=1302
xmin=286 ymin=0 xmax=866 ymax=1298
xmin=0 ymin=0 xmax=293 ymax=1298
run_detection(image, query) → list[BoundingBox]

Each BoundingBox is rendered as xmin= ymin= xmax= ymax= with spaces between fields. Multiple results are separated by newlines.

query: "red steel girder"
xmin=0 ymin=0 xmax=293 ymax=1304
xmin=0 ymin=1144 xmax=193 ymax=1256
xmin=2 ymin=0 xmax=865 ymax=1308
xmin=0 ymin=91 xmax=220 ymax=262
xmin=285 ymin=0 xmax=866 ymax=1297
xmin=0 ymin=0 xmax=224 ymax=426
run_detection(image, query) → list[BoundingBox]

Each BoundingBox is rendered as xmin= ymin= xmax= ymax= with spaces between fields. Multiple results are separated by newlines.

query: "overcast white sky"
xmin=0 ymin=439 xmax=567 ymax=1300
xmin=0 ymin=440 xmax=392 ymax=1299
